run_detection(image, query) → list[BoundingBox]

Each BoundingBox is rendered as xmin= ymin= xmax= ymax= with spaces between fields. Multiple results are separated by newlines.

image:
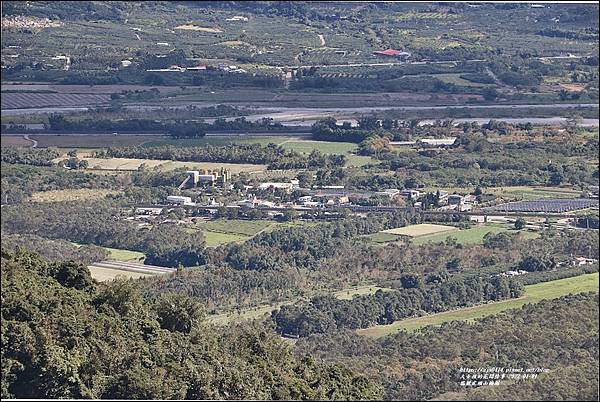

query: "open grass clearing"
xmin=202 ymin=231 xmax=250 ymax=247
xmin=357 ymin=272 xmax=599 ymax=338
xmin=104 ymin=247 xmax=146 ymax=262
xmin=279 ymin=139 xmax=357 ymax=155
xmin=412 ymin=224 xmax=508 ymax=245
xmin=28 ymin=188 xmax=119 ymax=203
xmin=194 ymin=219 xmax=319 ymax=247
xmin=70 ymin=241 xmax=146 ymax=262
xmin=433 ymin=73 xmax=494 ymax=88
xmin=333 ymin=285 xmax=395 ymax=300
xmin=193 ymin=219 xmax=273 ymax=236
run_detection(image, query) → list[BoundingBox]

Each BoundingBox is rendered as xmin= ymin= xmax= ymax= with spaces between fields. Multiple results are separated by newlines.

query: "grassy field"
xmin=357 ymin=272 xmax=599 ymax=338
xmin=104 ymin=247 xmax=146 ymax=262
xmin=194 ymin=219 xmax=273 ymax=236
xmin=411 ymin=225 xmax=517 ymax=245
xmin=79 ymin=157 xmax=267 ymax=173
xmin=333 ymin=285 xmax=395 ymax=300
xmin=433 ymin=73 xmax=493 ymax=88
xmin=279 ymin=139 xmax=357 ymax=154
xmin=194 ymin=219 xmax=317 ymax=247
xmin=412 ymin=225 xmax=506 ymax=245
xmin=203 ymin=231 xmax=251 ymax=247
xmin=206 ymin=302 xmax=289 ymax=325
xmin=382 ymin=223 xmax=458 ymax=237
xmin=28 ymin=188 xmax=119 ymax=203
xmin=492 ymin=186 xmax=584 ymax=200
xmin=192 ymin=219 xmax=268 ymax=247
xmin=363 ymin=232 xmax=406 ymax=244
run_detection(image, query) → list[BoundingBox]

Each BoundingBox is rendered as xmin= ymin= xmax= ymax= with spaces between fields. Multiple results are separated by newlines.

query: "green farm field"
xmin=192 ymin=219 xmax=318 ymax=247
xmin=357 ymin=272 xmax=600 ymax=338
xmin=104 ymin=247 xmax=146 ymax=262
xmin=279 ymin=139 xmax=358 ymax=154
xmin=203 ymin=231 xmax=250 ymax=247
xmin=412 ymin=225 xmax=539 ymax=245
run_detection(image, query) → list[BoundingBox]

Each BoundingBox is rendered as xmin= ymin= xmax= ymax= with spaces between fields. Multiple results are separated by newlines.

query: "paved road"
xmin=277 ymin=55 xmax=585 ymax=70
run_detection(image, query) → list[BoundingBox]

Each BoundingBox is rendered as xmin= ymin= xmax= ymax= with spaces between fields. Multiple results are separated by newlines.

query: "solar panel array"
xmin=484 ymin=198 xmax=599 ymax=213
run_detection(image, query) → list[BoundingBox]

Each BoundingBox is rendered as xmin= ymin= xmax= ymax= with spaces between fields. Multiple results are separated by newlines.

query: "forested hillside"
xmin=295 ymin=293 xmax=600 ymax=400
xmin=0 ymin=250 xmax=382 ymax=400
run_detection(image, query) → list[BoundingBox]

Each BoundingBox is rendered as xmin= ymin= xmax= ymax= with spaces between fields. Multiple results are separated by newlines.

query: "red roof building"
xmin=373 ymin=49 xmax=403 ymax=57
xmin=373 ymin=49 xmax=411 ymax=58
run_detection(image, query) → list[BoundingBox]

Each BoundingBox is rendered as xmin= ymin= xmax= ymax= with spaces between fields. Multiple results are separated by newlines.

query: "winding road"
xmin=23 ymin=134 xmax=38 ymax=148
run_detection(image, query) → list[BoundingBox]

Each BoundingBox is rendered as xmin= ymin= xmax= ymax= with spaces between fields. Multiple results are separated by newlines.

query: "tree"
xmin=446 ymin=258 xmax=461 ymax=272
xmin=400 ymin=273 xmax=423 ymax=289
xmin=155 ymin=293 xmax=204 ymax=333
xmin=514 ymin=217 xmax=526 ymax=230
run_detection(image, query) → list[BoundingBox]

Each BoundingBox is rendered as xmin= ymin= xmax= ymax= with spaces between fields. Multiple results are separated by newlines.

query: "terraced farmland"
xmin=87 ymin=260 xmax=175 ymax=282
xmin=1 ymin=93 xmax=111 ymax=109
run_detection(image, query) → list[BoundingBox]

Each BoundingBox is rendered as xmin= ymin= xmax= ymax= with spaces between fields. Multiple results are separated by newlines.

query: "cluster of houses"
xmin=161 ymin=171 xmax=479 ymax=213
xmin=378 ymin=188 xmax=476 ymax=212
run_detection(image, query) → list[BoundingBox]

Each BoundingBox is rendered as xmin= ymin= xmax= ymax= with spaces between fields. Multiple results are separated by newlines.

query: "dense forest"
xmin=272 ymin=276 xmax=523 ymax=336
xmin=0 ymin=201 xmax=205 ymax=267
xmin=295 ymin=293 xmax=599 ymax=400
xmin=45 ymin=114 xmax=289 ymax=137
xmin=0 ymin=250 xmax=382 ymax=400
xmin=96 ymin=144 xmax=346 ymax=170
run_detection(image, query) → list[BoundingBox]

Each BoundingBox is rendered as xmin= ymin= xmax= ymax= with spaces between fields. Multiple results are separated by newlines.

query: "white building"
xmin=401 ymin=189 xmax=420 ymax=199
xmin=419 ymin=137 xmax=457 ymax=147
xmin=166 ymin=195 xmax=194 ymax=206
xmin=258 ymin=182 xmax=294 ymax=193
xmin=226 ymin=15 xmax=249 ymax=22
xmin=135 ymin=207 xmax=163 ymax=215
xmin=377 ymin=189 xmax=400 ymax=198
